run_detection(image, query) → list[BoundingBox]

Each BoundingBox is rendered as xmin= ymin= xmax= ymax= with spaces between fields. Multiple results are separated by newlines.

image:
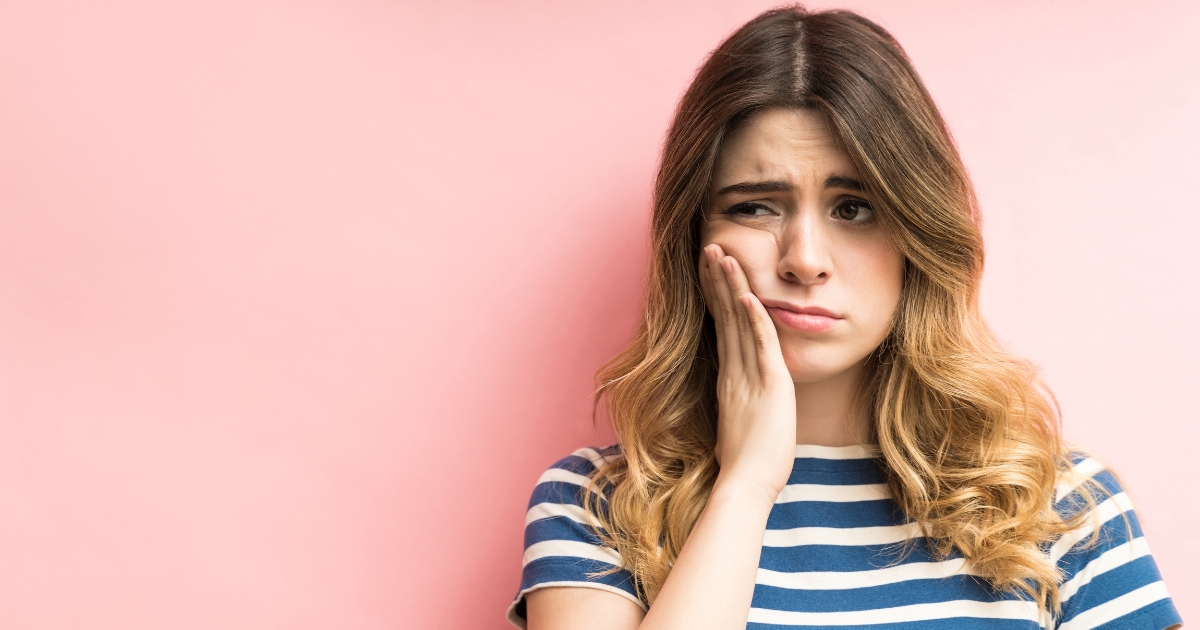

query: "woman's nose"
xmin=776 ymin=211 xmax=832 ymax=285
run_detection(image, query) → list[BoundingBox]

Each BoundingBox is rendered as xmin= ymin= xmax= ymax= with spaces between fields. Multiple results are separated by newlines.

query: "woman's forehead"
xmin=711 ymin=108 xmax=859 ymax=190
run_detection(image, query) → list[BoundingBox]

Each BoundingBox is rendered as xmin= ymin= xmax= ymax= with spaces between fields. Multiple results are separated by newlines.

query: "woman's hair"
xmin=584 ymin=4 xmax=1099 ymax=613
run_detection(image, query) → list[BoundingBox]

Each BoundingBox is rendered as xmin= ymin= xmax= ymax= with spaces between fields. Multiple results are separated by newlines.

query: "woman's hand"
xmin=530 ymin=244 xmax=798 ymax=630
xmin=699 ymin=244 xmax=797 ymax=502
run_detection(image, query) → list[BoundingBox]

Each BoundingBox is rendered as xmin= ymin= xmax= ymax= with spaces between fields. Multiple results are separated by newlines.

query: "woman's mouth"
xmin=760 ymin=301 xmax=842 ymax=333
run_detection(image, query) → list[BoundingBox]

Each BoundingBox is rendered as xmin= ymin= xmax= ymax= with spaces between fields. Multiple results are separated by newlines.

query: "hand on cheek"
xmin=697 ymin=243 xmax=797 ymax=500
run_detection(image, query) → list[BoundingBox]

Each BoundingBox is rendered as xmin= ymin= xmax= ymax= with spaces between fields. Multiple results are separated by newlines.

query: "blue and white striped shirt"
xmin=508 ymin=444 xmax=1181 ymax=629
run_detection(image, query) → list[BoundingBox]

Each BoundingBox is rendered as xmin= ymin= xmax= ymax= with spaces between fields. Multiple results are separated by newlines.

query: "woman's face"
xmin=699 ymin=107 xmax=904 ymax=384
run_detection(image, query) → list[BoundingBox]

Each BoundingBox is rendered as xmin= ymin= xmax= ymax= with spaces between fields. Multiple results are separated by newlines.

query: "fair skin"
xmin=525 ymin=107 xmax=904 ymax=629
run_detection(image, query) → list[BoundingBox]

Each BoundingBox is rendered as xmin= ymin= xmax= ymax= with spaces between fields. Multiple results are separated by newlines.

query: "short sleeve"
xmin=506 ymin=446 xmax=646 ymax=629
xmin=1051 ymin=455 xmax=1182 ymax=629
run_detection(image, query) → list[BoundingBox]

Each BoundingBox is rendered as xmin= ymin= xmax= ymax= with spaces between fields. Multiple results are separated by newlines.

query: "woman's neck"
xmin=792 ymin=360 xmax=870 ymax=447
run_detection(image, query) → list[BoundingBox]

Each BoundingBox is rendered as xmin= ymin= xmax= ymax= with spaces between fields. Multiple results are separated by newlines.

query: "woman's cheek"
xmin=859 ymin=241 xmax=904 ymax=320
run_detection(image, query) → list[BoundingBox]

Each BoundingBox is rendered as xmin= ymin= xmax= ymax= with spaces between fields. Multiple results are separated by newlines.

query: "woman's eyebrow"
xmin=715 ymin=180 xmax=793 ymax=195
xmin=824 ymin=175 xmax=863 ymax=191
xmin=715 ymin=175 xmax=863 ymax=196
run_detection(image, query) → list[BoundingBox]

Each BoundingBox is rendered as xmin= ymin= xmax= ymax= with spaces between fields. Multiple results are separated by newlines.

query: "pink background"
xmin=1 ymin=1 xmax=1195 ymax=627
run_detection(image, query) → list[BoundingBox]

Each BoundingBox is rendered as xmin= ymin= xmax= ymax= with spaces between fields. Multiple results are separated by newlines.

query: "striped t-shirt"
xmin=508 ymin=444 xmax=1181 ymax=629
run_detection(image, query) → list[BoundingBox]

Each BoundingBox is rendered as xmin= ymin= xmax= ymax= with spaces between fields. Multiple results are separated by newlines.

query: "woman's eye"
xmin=725 ymin=202 xmax=772 ymax=217
xmin=834 ymin=199 xmax=874 ymax=223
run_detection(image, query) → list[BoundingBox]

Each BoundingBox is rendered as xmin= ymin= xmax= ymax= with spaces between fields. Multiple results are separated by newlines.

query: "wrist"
xmin=709 ymin=473 xmax=781 ymax=514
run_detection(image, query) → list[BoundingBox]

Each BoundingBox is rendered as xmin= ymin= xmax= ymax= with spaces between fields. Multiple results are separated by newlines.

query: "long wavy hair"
xmin=584 ymin=5 xmax=1100 ymax=614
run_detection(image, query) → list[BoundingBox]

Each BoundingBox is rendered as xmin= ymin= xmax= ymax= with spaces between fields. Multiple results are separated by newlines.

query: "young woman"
xmin=508 ymin=6 xmax=1182 ymax=629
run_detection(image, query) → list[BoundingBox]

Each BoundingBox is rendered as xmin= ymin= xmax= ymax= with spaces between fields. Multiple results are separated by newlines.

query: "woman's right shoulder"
xmin=509 ymin=443 xmax=642 ymax=628
xmin=527 ymin=444 xmax=623 ymax=506
xmin=539 ymin=444 xmax=623 ymax=477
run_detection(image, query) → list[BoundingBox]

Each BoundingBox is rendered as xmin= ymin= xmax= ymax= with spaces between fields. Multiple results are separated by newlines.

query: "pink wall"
xmin=0 ymin=1 xmax=1194 ymax=627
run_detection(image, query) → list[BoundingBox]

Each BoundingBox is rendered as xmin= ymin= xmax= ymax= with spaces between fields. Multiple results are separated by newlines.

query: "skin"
xmin=700 ymin=106 xmax=904 ymax=450
xmin=526 ymin=107 xmax=906 ymax=629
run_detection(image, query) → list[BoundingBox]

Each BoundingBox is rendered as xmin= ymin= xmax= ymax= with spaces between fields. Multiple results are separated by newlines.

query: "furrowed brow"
xmin=824 ymin=175 xmax=864 ymax=191
xmin=715 ymin=180 xmax=793 ymax=195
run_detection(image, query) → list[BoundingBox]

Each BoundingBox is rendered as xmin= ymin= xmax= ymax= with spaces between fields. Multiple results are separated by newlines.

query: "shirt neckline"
xmin=793 ymin=443 xmax=877 ymax=460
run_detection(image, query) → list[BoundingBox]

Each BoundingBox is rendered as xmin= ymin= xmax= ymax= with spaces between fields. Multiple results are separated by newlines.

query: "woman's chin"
xmin=782 ymin=352 xmax=869 ymax=385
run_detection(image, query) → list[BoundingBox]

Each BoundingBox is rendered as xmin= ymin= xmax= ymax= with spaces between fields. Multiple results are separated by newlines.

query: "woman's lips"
xmin=760 ymin=300 xmax=842 ymax=333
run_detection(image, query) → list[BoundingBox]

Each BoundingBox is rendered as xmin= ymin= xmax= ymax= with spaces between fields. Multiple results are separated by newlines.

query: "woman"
xmin=508 ymin=6 xmax=1181 ymax=629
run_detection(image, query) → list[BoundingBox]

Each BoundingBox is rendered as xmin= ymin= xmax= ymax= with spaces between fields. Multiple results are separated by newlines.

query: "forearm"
xmin=638 ymin=476 xmax=776 ymax=630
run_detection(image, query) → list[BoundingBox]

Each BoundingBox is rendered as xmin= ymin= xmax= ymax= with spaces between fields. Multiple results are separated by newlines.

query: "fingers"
xmin=704 ymin=245 xmax=743 ymax=375
xmin=721 ymin=256 xmax=760 ymax=381
xmin=703 ymin=243 xmax=764 ymax=382
xmin=701 ymin=244 xmax=787 ymax=386
xmin=740 ymin=292 xmax=786 ymax=378
xmin=698 ymin=258 xmax=725 ymax=368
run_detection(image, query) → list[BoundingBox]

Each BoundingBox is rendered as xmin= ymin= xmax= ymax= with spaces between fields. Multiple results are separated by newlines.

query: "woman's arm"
xmin=525 ymin=586 xmax=644 ymax=630
xmin=526 ymin=245 xmax=797 ymax=630
xmin=527 ymin=478 xmax=775 ymax=630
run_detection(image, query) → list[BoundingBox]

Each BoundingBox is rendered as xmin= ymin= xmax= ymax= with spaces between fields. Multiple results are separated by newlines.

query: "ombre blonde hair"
xmin=583 ymin=5 xmax=1103 ymax=615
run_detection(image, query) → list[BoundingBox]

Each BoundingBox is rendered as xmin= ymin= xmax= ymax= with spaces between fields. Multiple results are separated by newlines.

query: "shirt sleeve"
xmin=506 ymin=446 xmax=646 ymax=629
xmin=1051 ymin=456 xmax=1182 ymax=629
